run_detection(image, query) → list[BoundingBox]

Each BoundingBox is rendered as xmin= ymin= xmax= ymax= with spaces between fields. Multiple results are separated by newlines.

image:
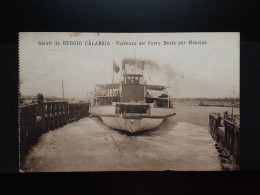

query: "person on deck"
xmin=152 ymin=100 xmax=157 ymax=107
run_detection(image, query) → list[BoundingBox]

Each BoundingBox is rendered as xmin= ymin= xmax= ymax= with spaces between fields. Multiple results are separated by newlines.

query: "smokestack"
xmin=122 ymin=61 xmax=125 ymax=70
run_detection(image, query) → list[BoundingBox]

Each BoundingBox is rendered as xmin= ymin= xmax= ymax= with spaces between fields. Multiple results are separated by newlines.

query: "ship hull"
xmin=90 ymin=105 xmax=176 ymax=133
xmin=101 ymin=116 xmax=164 ymax=133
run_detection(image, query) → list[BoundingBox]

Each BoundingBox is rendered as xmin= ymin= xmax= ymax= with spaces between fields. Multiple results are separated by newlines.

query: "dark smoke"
xmin=122 ymin=58 xmax=160 ymax=70
xmin=122 ymin=58 xmax=180 ymax=83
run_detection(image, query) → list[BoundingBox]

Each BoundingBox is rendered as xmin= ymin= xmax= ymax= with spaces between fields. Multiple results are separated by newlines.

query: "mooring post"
xmin=230 ymin=125 xmax=234 ymax=155
xmin=50 ymin=103 xmax=54 ymax=130
xmin=46 ymin=103 xmax=50 ymax=131
xmin=234 ymin=129 xmax=240 ymax=165
xmin=64 ymin=103 xmax=68 ymax=124
xmin=217 ymin=114 xmax=222 ymax=127
xmin=31 ymin=105 xmax=37 ymax=146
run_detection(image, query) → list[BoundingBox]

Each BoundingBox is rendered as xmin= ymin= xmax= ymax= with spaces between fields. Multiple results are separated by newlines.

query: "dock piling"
xmin=209 ymin=112 xmax=240 ymax=170
xmin=19 ymin=101 xmax=90 ymax=167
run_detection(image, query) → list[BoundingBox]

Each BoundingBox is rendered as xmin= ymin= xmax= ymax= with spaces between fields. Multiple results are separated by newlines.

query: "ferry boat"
xmin=89 ymin=59 xmax=176 ymax=133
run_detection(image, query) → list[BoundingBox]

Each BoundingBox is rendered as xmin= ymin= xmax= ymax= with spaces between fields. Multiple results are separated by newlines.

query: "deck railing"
xmin=19 ymin=102 xmax=89 ymax=164
xmin=209 ymin=113 xmax=240 ymax=167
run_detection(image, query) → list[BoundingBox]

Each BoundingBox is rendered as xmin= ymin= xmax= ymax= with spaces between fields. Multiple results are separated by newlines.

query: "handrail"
xmin=19 ymin=102 xmax=90 ymax=166
xmin=208 ymin=112 xmax=240 ymax=167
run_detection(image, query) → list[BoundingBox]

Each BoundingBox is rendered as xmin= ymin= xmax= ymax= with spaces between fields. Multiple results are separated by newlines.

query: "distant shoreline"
xmin=174 ymin=101 xmax=240 ymax=108
xmin=194 ymin=104 xmax=239 ymax=108
xmin=175 ymin=104 xmax=239 ymax=108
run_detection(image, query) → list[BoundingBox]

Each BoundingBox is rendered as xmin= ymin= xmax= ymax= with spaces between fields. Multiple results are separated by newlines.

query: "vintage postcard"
xmin=19 ymin=32 xmax=240 ymax=172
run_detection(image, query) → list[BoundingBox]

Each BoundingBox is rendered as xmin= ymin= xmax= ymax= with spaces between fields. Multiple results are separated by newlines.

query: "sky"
xmin=19 ymin=32 xmax=239 ymax=99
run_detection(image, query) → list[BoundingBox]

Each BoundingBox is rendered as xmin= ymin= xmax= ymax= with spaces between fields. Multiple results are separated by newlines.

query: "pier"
xmin=20 ymin=116 xmax=221 ymax=172
xmin=19 ymin=96 xmax=236 ymax=171
xmin=19 ymin=99 xmax=89 ymax=167
xmin=209 ymin=112 xmax=240 ymax=170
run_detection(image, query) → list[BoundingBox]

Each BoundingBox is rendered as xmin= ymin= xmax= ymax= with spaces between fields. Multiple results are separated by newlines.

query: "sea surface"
xmin=23 ymin=105 xmax=239 ymax=172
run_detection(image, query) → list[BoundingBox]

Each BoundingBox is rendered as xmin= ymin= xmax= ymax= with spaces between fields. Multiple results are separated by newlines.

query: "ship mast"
xmin=112 ymin=60 xmax=114 ymax=104
xmin=167 ymin=88 xmax=169 ymax=108
xmin=134 ymin=43 xmax=137 ymax=74
xmin=62 ymin=79 xmax=64 ymax=101
xmin=232 ymin=87 xmax=235 ymax=120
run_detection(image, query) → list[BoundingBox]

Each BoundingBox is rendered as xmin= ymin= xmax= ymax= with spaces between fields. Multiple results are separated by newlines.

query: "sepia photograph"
xmin=19 ymin=32 xmax=240 ymax=172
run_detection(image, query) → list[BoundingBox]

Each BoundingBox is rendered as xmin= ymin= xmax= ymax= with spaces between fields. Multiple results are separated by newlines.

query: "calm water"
xmin=23 ymin=105 xmax=239 ymax=172
xmin=174 ymin=105 xmax=239 ymax=127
